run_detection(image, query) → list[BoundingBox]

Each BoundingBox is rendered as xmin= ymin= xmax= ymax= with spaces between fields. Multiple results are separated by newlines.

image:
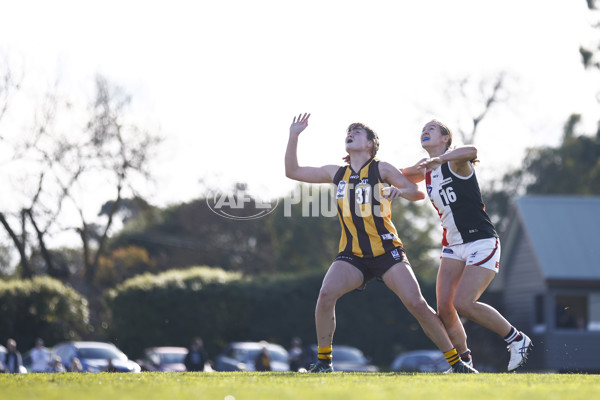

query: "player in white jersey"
xmin=401 ymin=120 xmax=532 ymax=372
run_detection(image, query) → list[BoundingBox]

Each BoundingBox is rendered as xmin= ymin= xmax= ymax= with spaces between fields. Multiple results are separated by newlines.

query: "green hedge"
xmin=0 ymin=276 xmax=91 ymax=349
xmin=106 ymin=266 xmax=438 ymax=368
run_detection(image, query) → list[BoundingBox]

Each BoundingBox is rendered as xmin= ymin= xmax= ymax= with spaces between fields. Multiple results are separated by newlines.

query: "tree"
xmin=75 ymin=76 xmax=162 ymax=288
xmin=485 ymin=1 xmax=600 ymax=229
xmin=581 ymin=0 xmax=600 ymax=70
xmin=0 ymin=72 xmax=161 ymax=293
xmin=442 ymin=73 xmax=509 ymax=145
xmin=107 ymin=190 xmax=277 ymax=275
xmin=267 ymin=184 xmax=340 ymax=274
xmin=419 ymin=72 xmax=510 ymax=145
xmin=108 ymin=182 xmax=440 ymax=282
xmin=484 ymin=115 xmax=600 ymax=230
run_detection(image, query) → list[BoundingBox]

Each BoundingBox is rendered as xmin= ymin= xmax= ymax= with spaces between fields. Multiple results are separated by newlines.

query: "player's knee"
xmin=404 ymin=297 xmax=429 ymax=316
xmin=437 ymin=303 xmax=455 ymax=321
xmin=453 ymin=297 xmax=474 ymax=317
xmin=316 ymin=286 xmax=339 ymax=308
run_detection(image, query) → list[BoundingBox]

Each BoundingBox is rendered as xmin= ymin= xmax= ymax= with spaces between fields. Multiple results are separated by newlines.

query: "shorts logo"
xmin=495 ymin=262 xmax=499 ymax=269
xmin=442 ymin=248 xmax=454 ymax=254
xmin=336 ymin=181 xmax=347 ymax=199
xmin=391 ymin=249 xmax=401 ymax=260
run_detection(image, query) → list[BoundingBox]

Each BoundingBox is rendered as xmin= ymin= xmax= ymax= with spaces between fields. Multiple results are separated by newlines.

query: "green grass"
xmin=1 ymin=372 xmax=599 ymax=400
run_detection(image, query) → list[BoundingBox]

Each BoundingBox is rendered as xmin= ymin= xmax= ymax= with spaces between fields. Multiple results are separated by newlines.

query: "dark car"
xmin=52 ymin=341 xmax=141 ymax=373
xmin=215 ymin=342 xmax=290 ymax=371
xmin=390 ymin=350 xmax=448 ymax=372
xmin=137 ymin=347 xmax=189 ymax=372
xmin=308 ymin=345 xmax=379 ymax=372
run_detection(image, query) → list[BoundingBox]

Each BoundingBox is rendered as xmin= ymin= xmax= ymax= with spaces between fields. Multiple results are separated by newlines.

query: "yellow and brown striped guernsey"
xmin=333 ymin=158 xmax=403 ymax=258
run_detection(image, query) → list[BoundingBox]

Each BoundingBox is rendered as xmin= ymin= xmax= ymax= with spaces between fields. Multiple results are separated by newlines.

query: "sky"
xmin=0 ymin=0 xmax=599 ymax=211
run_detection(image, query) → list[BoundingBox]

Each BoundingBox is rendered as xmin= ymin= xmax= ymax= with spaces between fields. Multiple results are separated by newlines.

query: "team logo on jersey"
xmin=336 ymin=180 xmax=347 ymax=199
xmin=381 ymin=233 xmax=398 ymax=241
xmin=391 ymin=249 xmax=401 ymax=260
xmin=441 ymin=177 xmax=453 ymax=186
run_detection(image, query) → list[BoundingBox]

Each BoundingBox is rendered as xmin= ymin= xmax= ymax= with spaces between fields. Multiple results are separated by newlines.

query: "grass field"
xmin=1 ymin=372 xmax=599 ymax=400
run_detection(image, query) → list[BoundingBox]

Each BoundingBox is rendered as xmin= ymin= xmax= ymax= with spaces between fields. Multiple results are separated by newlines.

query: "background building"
xmin=497 ymin=196 xmax=600 ymax=372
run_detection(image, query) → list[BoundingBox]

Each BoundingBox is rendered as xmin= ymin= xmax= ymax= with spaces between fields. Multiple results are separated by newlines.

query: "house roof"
xmin=512 ymin=195 xmax=600 ymax=281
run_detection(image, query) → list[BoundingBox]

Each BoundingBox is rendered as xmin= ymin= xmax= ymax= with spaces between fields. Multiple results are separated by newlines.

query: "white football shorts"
xmin=440 ymin=237 xmax=500 ymax=273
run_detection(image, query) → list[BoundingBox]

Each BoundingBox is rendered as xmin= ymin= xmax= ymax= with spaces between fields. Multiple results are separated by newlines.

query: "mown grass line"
xmin=1 ymin=372 xmax=598 ymax=400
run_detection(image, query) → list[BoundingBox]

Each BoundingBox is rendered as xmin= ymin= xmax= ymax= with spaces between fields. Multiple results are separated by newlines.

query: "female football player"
xmin=401 ymin=119 xmax=532 ymax=371
xmin=284 ymin=113 xmax=477 ymax=373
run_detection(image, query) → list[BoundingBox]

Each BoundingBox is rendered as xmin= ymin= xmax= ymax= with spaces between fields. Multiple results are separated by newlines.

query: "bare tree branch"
xmin=441 ymin=72 xmax=508 ymax=145
xmin=470 ymin=73 xmax=505 ymax=143
xmin=24 ymin=208 xmax=55 ymax=274
xmin=0 ymin=212 xmax=31 ymax=278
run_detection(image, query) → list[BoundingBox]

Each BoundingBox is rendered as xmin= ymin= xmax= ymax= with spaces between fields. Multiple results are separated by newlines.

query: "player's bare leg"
xmin=436 ymin=258 xmax=469 ymax=354
xmin=315 ymin=261 xmax=363 ymax=345
xmin=455 ymin=265 xmax=532 ymax=370
xmin=383 ymin=262 xmax=477 ymax=373
xmin=310 ymin=261 xmax=362 ymax=372
xmin=383 ymin=263 xmax=456 ymax=353
xmin=453 ymin=266 xmax=510 ymax=335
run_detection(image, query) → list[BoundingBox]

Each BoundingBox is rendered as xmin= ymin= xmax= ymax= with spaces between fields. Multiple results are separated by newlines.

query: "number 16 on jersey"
xmin=439 ymin=186 xmax=456 ymax=206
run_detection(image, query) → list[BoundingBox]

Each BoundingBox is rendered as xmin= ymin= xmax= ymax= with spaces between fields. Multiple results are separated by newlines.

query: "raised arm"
xmin=400 ymin=158 xmax=427 ymax=183
xmin=379 ymin=161 xmax=425 ymax=201
xmin=285 ymin=113 xmax=339 ymax=183
xmin=418 ymin=146 xmax=477 ymax=177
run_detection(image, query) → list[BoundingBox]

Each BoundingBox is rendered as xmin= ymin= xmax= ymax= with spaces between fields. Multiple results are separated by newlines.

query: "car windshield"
xmin=160 ymin=352 xmax=186 ymax=364
xmin=333 ymin=348 xmax=366 ymax=363
xmin=78 ymin=346 xmax=127 ymax=361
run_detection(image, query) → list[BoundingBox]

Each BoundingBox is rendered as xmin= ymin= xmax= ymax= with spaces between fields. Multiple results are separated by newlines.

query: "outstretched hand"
xmin=418 ymin=157 xmax=443 ymax=170
xmin=382 ymin=185 xmax=405 ymax=200
xmin=290 ymin=113 xmax=311 ymax=136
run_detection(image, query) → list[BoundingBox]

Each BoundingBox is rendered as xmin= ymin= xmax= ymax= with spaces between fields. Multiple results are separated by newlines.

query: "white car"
xmin=138 ymin=347 xmax=189 ymax=372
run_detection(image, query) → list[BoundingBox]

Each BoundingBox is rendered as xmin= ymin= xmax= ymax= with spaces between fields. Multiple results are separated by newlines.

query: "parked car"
xmin=137 ymin=347 xmax=188 ymax=372
xmin=52 ymin=341 xmax=141 ymax=373
xmin=0 ymin=344 xmax=28 ymax=373
xmin=215 ymin=342 xmax=289 ymax=371
xmin=307 ymin=345 xmax=379 ymax=372
xmin=390 ymin=350 xmax=448 ymax=372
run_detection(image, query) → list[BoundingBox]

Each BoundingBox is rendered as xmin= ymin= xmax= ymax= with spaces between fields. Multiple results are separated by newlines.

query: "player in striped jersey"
xmin=402 ymin=119 xmax=532 ymax=372
xmin=285 ymin=113 xmax=477 ymax=373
